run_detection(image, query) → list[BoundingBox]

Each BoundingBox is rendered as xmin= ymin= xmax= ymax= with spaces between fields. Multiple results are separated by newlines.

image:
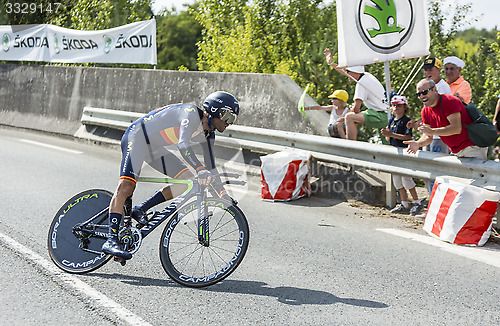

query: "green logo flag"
xmin=337 ymin=0 xmax=429 ymax=67
xmin=364 ymin=0 xmax=404 ymax=37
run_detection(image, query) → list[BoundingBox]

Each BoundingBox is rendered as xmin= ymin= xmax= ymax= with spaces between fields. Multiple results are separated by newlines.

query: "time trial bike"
xmin=47 ymin=173 xmax=249 ymax=288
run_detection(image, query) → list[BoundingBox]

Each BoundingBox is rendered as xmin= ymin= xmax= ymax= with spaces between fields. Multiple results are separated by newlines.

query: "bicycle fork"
xmin=197 ymin=188 xmax=211 ymax=247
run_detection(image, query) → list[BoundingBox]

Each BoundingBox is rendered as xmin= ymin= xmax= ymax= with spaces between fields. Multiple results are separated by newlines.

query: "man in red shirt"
xmin=405 ymin=79 xmax=487 ymax=159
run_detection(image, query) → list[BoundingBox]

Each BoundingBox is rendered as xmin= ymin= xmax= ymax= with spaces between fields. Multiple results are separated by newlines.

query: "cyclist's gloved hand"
xmin=197 ymin=168 xmax=212 ymax=186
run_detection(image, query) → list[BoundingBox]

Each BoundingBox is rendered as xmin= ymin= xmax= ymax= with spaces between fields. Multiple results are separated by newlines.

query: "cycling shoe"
xmin=102 ymin=238 xmax=132 ymax=260
xmin=130 ymin=206 xmax=149 ymax=226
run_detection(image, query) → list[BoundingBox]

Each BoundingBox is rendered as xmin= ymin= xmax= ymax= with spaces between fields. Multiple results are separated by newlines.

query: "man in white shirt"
xmin=342 ymin=65 xmax=388 ymax=141
xmin=324 ymin=48 xmax=388 ymax=141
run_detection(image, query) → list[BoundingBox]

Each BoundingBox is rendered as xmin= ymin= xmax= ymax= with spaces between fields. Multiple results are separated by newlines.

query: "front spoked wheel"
xmin=47 ymin=189 xmax=113 ymax=273
xmin=159 ymin=198 xmax=249 ymax=287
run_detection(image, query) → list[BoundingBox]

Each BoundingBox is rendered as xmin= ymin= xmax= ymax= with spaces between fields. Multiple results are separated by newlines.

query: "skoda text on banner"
xmin=1 ymin=19 xmax=157 ymax=65
xmin=337 ymin=0 xmax=429 ymax=67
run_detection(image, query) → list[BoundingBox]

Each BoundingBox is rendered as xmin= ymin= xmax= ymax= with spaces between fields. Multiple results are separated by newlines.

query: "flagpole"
xmin=383 ymin=61 xmax=392 ymax=120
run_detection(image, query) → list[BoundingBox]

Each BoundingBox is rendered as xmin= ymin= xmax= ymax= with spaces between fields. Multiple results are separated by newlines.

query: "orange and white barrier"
xmin=424 ymin=177 xmax=499 ymax=246
xmin=261 ymin=151 xmax=311 ymax=202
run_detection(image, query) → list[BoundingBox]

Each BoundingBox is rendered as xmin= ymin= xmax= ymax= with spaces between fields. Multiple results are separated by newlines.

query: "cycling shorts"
xmin=119 ymin=124 xmax=189 ymax=183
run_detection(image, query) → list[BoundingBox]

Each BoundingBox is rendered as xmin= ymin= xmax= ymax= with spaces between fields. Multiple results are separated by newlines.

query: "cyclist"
xmin=102 ymin=91 xmax=240 ymax=259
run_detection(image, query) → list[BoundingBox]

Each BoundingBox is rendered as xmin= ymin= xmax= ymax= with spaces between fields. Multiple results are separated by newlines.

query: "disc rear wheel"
xmin=47 ymin=189 xmax=113 ymax=273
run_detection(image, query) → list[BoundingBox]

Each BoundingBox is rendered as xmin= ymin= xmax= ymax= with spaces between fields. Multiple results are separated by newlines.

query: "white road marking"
xmin=377 ymin=228 xmax=500 ymax=268
xmin=20 ymin=139 xmax=83 ymax=154
xmin=0 ymin=232 xmax=152 ymax=326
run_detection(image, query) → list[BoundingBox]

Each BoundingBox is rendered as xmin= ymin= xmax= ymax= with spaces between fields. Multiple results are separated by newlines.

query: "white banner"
xmin=1 ymin=19 xmax=157 ymax=64
xmin=337 ymin=0 xmax=429 ymax=67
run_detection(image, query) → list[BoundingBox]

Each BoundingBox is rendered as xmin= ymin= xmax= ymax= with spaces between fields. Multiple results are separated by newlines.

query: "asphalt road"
xmin=1 ymin=126 xmax=499 ymax=326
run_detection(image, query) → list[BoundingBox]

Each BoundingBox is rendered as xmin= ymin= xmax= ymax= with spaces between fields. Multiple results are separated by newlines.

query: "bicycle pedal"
xmin=114 ymin=256 xmax=127 ymax=266
xmin=136 ymin=217 xmax=150 ymax=228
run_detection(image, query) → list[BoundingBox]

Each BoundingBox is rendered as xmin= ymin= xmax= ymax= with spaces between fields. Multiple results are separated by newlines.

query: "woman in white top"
xmin=306 ymin=89 xmax=350 ymax=138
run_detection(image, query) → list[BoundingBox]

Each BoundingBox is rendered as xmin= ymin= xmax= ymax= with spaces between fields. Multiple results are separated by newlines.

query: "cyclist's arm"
xmin=176 ymin=107 xmax=206 ymax=173
xmin=199 ymin=134 xmax=227 ymax=197
xmin=202 ymin=138 xmax=236 ymax=204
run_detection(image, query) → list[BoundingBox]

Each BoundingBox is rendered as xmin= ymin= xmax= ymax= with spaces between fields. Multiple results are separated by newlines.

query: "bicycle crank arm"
xmin=79 ymin=247 xmax=106 ymax=255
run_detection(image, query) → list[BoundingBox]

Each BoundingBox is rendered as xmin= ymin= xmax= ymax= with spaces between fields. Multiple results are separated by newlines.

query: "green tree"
xmin=456 ymin=28 xmax=497 ymax=45
xmin=156 ymin=4 xmax=202 ymax=71
xmin=69 ymin=0 xmax=153 ymax=30
xmin=195 ymin=0 xmax=340 ymax=101
xmin=474 ymin=34 xmax=500 ymax=119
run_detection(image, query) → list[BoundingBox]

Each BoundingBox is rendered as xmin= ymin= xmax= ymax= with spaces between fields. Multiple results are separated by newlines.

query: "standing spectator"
xmin=381 ymin=95 xmax=423 ymax=215
xmin=405 ymin=79 xmax=487 ymax=159
xmin=306 ymin=89 xmax=349 ymax=138
xmin=444 ymin=56 xmax=472 ymax=104
xmin=408 ymin=56 xmax=452 ymax=130
xmin=324 ymin=48 xmax=387 ymax=141
xmin=423 ymin=57 xmax=451 ymax=95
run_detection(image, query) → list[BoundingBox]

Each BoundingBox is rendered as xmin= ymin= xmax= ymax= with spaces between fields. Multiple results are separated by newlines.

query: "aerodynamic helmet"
xmin=203 ymin=91 xmax=239 ymax=125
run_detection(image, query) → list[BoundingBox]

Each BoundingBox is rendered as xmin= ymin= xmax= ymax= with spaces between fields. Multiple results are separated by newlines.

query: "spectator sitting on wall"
xmin=306 ymin=89 xmax=349 ymax=139
xmin=324 ymin=48 xmax=388 ymax=142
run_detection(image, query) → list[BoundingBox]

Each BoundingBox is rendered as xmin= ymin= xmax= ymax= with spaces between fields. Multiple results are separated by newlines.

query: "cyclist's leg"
xmin=103 ymin=126 xmax=145 ymax=259
xmin=168 ymin=168 xmax=194 ymax=197
xmin=109 ymin=179 xmax=136 ymax=215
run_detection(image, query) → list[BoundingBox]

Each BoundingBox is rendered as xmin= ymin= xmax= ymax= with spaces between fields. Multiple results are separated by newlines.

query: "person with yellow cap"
xmin=306 ymin=89 xmax=349 ymax=138
xmin=423 ymin=57 xmax=451 ymax=95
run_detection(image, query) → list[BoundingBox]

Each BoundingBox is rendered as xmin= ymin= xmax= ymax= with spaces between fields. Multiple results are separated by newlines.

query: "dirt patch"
xmin=347 ymin=199 xmax=425 ymax=228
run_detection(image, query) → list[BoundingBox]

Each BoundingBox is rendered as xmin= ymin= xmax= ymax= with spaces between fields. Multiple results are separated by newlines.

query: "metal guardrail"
xmin=80 ymin=107 xmax=500 ymax=193
xmin=81 ymin=107 xmax=145 ymax=131
xmin=221 ymin=125 xmax=500 ymax=190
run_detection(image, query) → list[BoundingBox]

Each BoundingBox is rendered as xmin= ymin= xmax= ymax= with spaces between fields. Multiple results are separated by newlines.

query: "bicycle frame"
xmin=73 ymin=176 xmax=209 ymax=244
xmin=134 ymin=177 xmax=199 ymax=239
